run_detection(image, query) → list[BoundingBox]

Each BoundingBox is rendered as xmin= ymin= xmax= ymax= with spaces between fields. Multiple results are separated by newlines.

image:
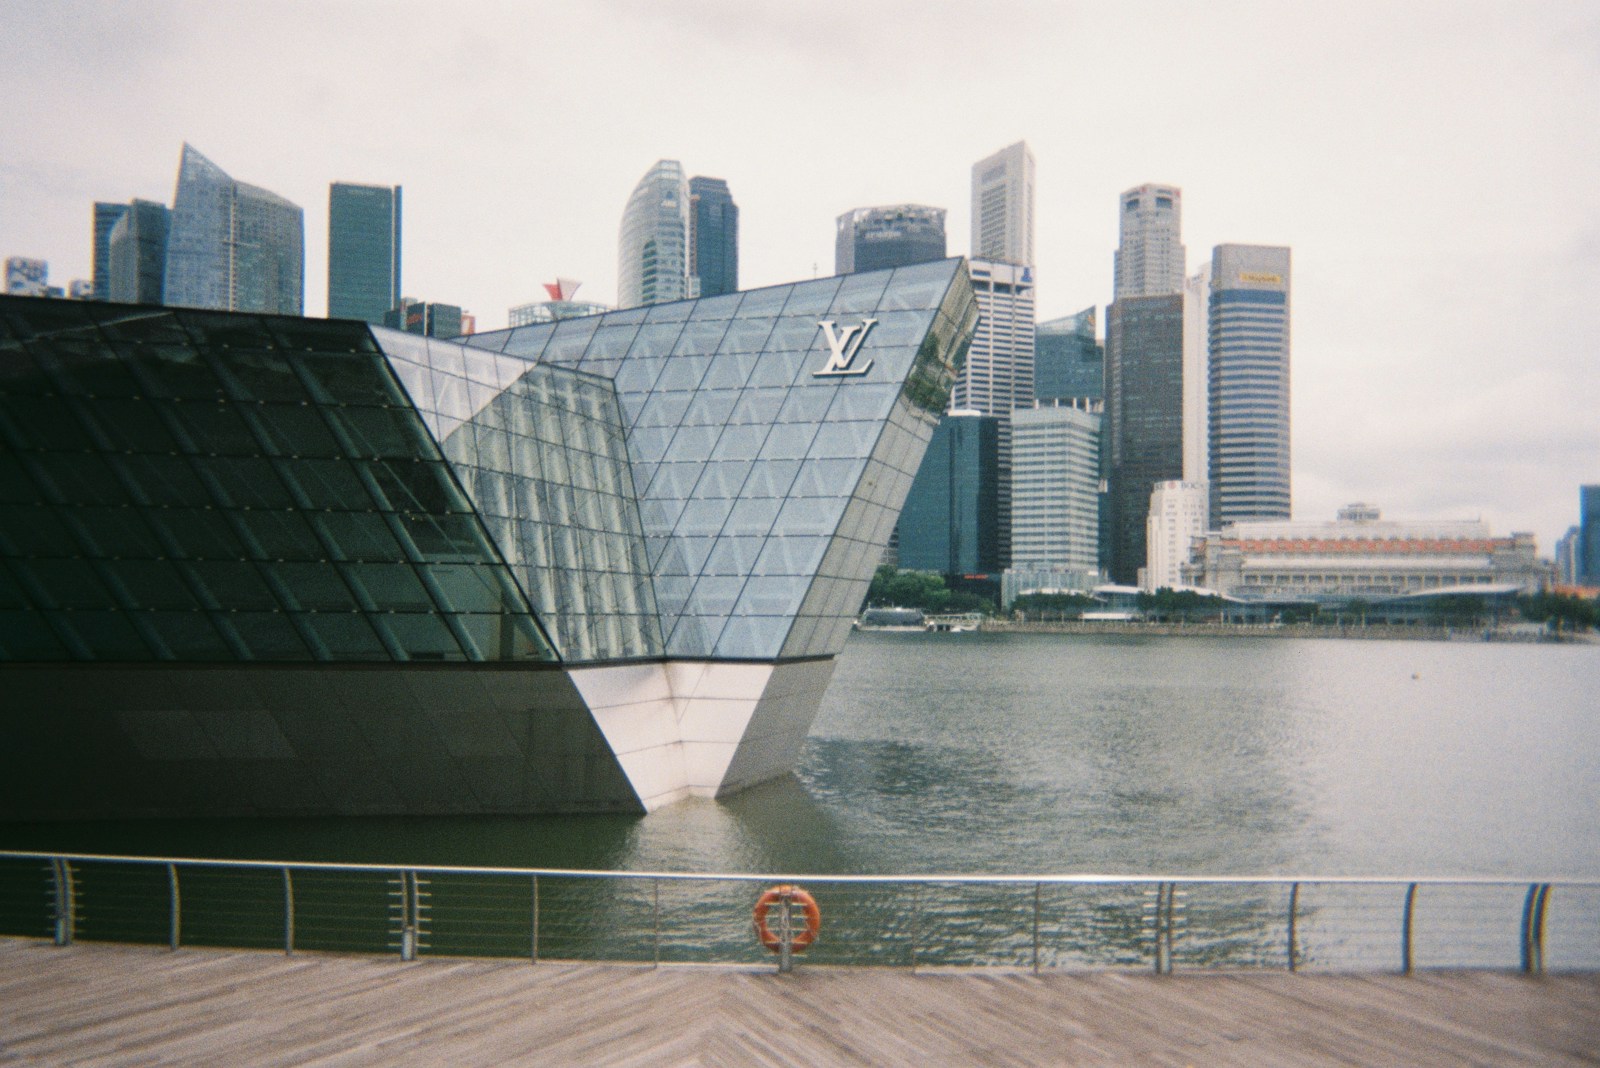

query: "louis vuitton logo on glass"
xmin=813 ymin=319 xmax=877 ymax=377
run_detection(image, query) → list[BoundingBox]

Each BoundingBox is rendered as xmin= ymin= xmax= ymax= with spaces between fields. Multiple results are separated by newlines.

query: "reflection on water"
xmin=1 ymin=633 xmax=1597 ymax=882
xmin=3 ymin=632 xmax=1599 ymax=968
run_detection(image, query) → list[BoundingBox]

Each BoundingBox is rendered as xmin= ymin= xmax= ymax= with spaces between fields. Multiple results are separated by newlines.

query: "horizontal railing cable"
xmin=2 ymin=851 xmax=1596 ymax=974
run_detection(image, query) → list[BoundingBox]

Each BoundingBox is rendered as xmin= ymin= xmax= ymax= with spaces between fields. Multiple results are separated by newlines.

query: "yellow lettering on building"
xmin=1239 ymin=272 xmax=1282 ymax=284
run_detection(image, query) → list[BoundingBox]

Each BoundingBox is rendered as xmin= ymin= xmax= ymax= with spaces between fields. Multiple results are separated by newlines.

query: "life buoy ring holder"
xmin=753 ymin=884 xmax=821 ymax=954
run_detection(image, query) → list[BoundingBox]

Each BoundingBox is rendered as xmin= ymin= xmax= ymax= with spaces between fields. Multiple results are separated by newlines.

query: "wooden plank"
xmin=1 ymin=938 xmax=1595 ymax=1066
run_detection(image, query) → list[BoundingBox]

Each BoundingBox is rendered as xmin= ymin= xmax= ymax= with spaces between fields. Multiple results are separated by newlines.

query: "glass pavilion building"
xmin=0 ymin=259 xmax=976 ymax=819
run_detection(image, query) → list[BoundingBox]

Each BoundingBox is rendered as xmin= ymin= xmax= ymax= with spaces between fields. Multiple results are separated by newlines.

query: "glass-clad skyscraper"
xmin=164 ymin=144 xmax=304 ymax=315
xmin=106 ymin=199 xmax=170 ymax=305
xmin=689 ymin=176 xmax=738 ymax=298
xmin=618 ymin=160 xmax=691 ymax=309
xmin=898 ymin=412 xmax=1000 ymax=575
xmin=1105 ymin=293 xmax=1184 ymax=585
xmin=328 ymin=182 xmax=401 ymax=323
xmin=0 ymin=258 xmax=976 ymax=819
xmin=1034 ymin=307 xmax=1102 ymax=404
xmin=91 ymin=202 xmax=130 ymax=302
xmin=835 ymin=204 xmax=947 ymax=275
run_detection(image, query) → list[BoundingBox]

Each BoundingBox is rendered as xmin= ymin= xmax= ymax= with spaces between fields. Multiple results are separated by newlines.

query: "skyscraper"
xmin=164 ymin=144 xmax=304 ymax=314
xmin=1034 ymin=307 xmax=1102 ymax=404
xmin=1580 ymin=485 xmax=1600 ymax=583
xmin=834 ymin=204 xmax=947 ymax=274
xmin=106 ymin=199 xmax=170 ymax=304
xmin=1555 ymin=526 xmax=1581 ymax=585
xmin=688 ymin=176 xmax=738 ymax=298
xmin=1114 ymin=184 xmax=1186 ymax=300
xmin=617 ymin=160 xmax=691 ymax=308
xmin=971 ymin=142 xmax=1035 ymax=266
xmin=327 ymin=182 xmax=401 ymax=323
xmin=1105 ymin=293 xmax=1185 ymax=585
xmin=384 ymin=298 xmax=463 ymax=339
xmin=1181 ymin=263 xmax=1211 ymax=484
xmin=92 ymin=202 xmax=130 ymax=301
xmin=952 ymin=259 xmax=1036 ymax=569
xmin=897 ymin=411 xmax=1001 ymax=575
xmin=1208 ymin=244 xmax=1291 ymax=525
xmin=1011 ymin=402 xmax=1102 ymax=573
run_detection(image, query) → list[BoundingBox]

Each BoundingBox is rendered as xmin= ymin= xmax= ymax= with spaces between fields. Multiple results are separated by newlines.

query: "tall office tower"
xmin=1105 ymin=293 xmax=1184 ymax=585
xmin=898 ymin=411 xmax=1001 ymax=575
xmin=384 ymin=298 xmax=463 ymax=339
xmin=164 ymin=144 xmax=304 ymax=314
xmin=1581 ymin=485 xmax=1600 ymax=583
xmin=1034 ymin=307 xmax=1102 ymax=404
xmin=92 ymin=202 xmax=130 ymax=300
xmin=971 ymin=141 xmax=1035 ymax=266
xmin=1181 ymin=264 xmax=1211 ymax=483
xmin=951 ymin=259 xmax=1036 ymax=569
xmin=1114 ymin=184 xmax=1186 ymax=300
xmin=1208 ymin=244 xmax=1291 ymax=525
xmin=617 ymin=160 xmax=691 ymax=308
xmin=5 ymin=258 xmax=49 ymax=295
xmin=106 ymin=199 xmax=171 ymax=304
xmin=1144 ymin=480 xmax=1208 ymax=592
xmin=1011 ymin=401 xmax=1102 ymax=573
xmin=834 ymin=204 xmax=947 ymax=274
xmin=1555 ymin=526 xmax=1581 ymax=585
xmin=327 ymin=182 xmax=401 ymax=323
xmin=688 ymin=176 xmax=738 ymax=298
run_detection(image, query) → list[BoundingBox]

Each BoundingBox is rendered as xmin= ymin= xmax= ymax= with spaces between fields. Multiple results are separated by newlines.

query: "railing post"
xmin=399 ymin=870 xmax=416 ymax=962
xmin=652 ymin=878 xmax=661 ymax=969
xmin=530 ymin=875 xmax=539 ymax=964
xmin=1032 ymin=882 xmax=1042 ymax=975
xmin=1401 ymin=883 xmax=1418 ymax=974
xmin=1521 ymin=883 xmax=1550 ymax=974
xmin=910 ymin=883 xmax=921 ymax=973
xmin=282 ymin=868 xmax=294 ymax=956
xmin=1152 ymin=882 xmax=1176 ymax=975
xmin=167 ymin=863 xmax=180 ymax=952
xmin=50 ymin=858 xmax=74 ymax=946
xmin=1287 ymin=882 xmax=1300 ymax=972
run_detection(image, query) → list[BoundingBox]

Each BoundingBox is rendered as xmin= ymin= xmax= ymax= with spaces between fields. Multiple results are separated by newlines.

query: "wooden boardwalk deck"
xmin=1 ymin=938 xmax=1595 ymax=1066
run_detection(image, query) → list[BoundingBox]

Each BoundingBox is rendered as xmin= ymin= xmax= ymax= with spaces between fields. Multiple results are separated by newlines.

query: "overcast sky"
xmin=2 ymin=1 xmax=1597 ymax=552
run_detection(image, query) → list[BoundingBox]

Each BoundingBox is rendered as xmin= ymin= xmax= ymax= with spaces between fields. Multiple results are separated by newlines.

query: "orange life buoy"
xmin=753 ymin=884 xmax=821 ymax=953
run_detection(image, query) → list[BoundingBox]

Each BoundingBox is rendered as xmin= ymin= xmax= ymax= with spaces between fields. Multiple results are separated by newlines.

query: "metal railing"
xmin=2 ymin=851 xmax=1597 ymax=973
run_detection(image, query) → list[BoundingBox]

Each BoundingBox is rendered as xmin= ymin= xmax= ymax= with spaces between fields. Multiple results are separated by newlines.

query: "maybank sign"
xmin=813 ymin=319 xmax=876 ymax=377
xmin=1239 ymin=272 xmax=1283 ymax=285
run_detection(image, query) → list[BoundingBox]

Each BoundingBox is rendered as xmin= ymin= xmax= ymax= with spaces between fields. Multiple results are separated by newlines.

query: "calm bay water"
xmin=3 ymin=632 xmax=1598 ymax=880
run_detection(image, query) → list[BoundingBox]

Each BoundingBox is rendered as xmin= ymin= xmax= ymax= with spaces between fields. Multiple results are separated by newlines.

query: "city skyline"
xmin=1 ymin=1 xmax=1596 ymax=550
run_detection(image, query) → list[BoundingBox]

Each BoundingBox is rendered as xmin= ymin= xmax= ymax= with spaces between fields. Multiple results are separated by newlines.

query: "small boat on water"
xmin=855 ymin=607 xmax=927 ymax=632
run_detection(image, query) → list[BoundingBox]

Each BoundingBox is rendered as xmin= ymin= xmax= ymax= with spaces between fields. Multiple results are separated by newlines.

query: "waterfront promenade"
xmin=2 ymin=939 xmax=1595 ymax=1066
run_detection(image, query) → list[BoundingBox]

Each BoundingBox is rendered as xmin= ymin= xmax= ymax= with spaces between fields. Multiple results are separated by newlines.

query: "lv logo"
xmin=813 ymin=319 xmax=877 ymax=377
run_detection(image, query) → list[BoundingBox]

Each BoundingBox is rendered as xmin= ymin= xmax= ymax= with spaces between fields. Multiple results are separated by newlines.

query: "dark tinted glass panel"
xmin=301 ymin=613 xmax=388 ymax=660
xmin=144 ymin=611 xmax=232 ymax=660
xmin=340 ymin=562 xmax=434 ymax=611
xmin=187 ymin=561 xmax=279 ymax=610
xmin=0 ymin=609 xmax=70 ymax=658
xmin=56 ymin=610 xmax=152 ymax=660
xmin=380 ymin=613 xmax=465 ymax=661
xmin=314 ymin=512 xmax=402 ymax=561
xmin=229 ymin=612 xmax=310 ymax=660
